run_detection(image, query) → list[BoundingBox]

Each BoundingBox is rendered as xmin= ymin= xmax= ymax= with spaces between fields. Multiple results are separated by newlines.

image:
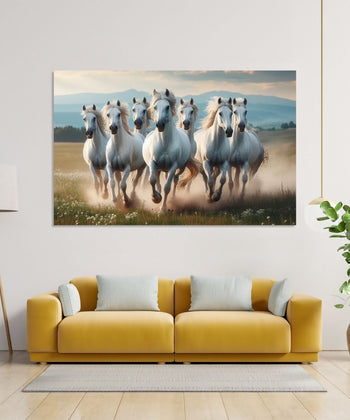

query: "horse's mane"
xmin=177 ymin=100 xmax=199 ymax=128
xmin=202 ymin=97 xmax=232 ymax=129
xmin=134 ymin=98 xmax=151 ymax=128
xmin=149 ymin=89 xmax=177 ymax=117
xmin=81 ymin=105 xmax=107 ymax=135
xmin=102 ymin=100 xmax=132 ymax=135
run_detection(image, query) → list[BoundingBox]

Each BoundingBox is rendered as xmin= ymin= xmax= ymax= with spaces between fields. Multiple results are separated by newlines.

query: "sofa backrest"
xmin=70 ymin=276 xmax=174 ymax=315
xmin=174 ymin=277 xmax=276 ymax=316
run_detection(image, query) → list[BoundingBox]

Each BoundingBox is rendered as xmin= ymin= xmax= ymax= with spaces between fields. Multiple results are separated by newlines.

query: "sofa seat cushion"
xmin=175 ymin=311 xmax=290 ymax=354
xmin=58 ymin=311 xmax=174 ymax=354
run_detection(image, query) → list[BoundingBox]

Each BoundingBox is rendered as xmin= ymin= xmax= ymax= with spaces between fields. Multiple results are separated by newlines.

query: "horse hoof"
xmin=152 ymin=192 xmax=162 ymax=204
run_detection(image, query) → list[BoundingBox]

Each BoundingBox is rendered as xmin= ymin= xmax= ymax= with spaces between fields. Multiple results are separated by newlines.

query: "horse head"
xmin=215 ymin=97 xmax=233 ymax=137
xmin=232 ymin=97 xmax=248 ymax=132
xmin=132 ymin=97 xmax=150 ymax=130
xmin=102 ymin=100 xmax=123 ymax=135
xmin=82 ymin=104 xmax=99 ymax=139
xmin=178 ymin=98 xmax=198 ymax=131
xmin=150 ymin=89 xmax=177 ymax=132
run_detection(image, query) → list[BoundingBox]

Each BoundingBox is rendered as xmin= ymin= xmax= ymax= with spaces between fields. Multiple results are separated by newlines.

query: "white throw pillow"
xmin=268 ymin=278 xmax=293 ymax=316
xmin=95 ymin=275 xmax=159 ymax=311
xmin=189 ymin=275 xmax=252 ymax=311
xmin=58 ymin=283 xmax=81 ymax=317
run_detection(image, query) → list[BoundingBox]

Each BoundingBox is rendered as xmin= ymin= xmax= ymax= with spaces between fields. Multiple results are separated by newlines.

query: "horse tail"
xmin=249 ymin=149 xmax=266 ymax=178
xmin=178 ymin=158 xmax=200 ymax=189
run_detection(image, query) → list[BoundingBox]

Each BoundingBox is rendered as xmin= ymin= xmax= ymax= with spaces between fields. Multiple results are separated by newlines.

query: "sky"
xmin=54 ymin=71 xmax=296 ymax=100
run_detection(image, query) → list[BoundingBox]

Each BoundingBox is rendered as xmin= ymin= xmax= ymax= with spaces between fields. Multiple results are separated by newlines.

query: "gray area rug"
xmin=23 ymin=364 xmax=325 ymax=392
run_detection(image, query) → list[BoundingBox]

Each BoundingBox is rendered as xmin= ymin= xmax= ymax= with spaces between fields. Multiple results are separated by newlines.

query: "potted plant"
xmin=318 ymin=201 xmax=350 ymax=352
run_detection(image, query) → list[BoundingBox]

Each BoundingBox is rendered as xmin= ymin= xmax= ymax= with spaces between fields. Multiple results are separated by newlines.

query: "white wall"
xmin=0 ymin=0 xmax=349 ymax=350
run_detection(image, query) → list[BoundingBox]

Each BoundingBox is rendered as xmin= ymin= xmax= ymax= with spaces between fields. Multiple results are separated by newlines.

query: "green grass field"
xmin=54 ymin=129 xmax=296 ymax=225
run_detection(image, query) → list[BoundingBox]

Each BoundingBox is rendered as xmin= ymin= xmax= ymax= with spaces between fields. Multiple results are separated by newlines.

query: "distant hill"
xmin=54 ymin=89 xmax=295 ymax=130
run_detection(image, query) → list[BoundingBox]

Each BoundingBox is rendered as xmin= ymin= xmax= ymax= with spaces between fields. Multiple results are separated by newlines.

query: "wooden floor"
xmin=0 ymin=351 xmax=349 ymax=419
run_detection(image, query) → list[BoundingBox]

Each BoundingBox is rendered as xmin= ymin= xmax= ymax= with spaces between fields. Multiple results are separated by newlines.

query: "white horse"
xmin=132 ymin=97 xmax=151 ymax=137
xmin=103 ymin=100 xmax=145 ymax=206
xmin=82 ymin=104 xmax=109 ymax=198
xmin=228 ymin=97 xmax=264 ymax=198
xmin=177 ymin=98 xmax=207 ymax=191
xmin=178 ymin=98 xmax=198 ymax=157
xmin=132 ymin=97 xmax=151 ymax=187
xmin=194 ymin=97 xmax=232 ymax=202
xmin=142 ymin=89 xmax=193 ymax=213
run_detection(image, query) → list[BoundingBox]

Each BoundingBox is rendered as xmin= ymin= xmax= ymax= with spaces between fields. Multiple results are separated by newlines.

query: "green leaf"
xmin=320 ymin=201 xmax=331 ymax=210
xmin=343 ymin=281 xmax=350 ymax=295
xmin=317 ymin=216 xmax=329 ymax=221
xmin=329 ymin=222 xmax=345 ymax=233
xmin=344 ymin=205 xmax=350 ymax=212
xmin=337 ymin=245 xmax=347 ymax=252
xmin=342 ymin=213 xmax=350 ymax=223
xmin=335 ymin=304 xmax=344 ymax=309
xmin=338 ymin=221 xmax=346 ymax=231
xmin=330 ymin=235 xmax=346 ymax=238
xmin=347 ymin=267 xmax=350 ymax=277
xmin=342 ymin=252 xmax=350 ymax=258
xmin=325 ymin=207 xmax=338 ymax=221
xmin=335 ymin=202 xmax=343 ymax=211
xmin=340 ymin=281 xmax=348 ymax=293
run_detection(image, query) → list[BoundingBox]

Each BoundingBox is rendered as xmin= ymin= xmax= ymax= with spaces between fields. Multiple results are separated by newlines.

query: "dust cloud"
xmin=83 ymin=139 xmax=296 ymax=213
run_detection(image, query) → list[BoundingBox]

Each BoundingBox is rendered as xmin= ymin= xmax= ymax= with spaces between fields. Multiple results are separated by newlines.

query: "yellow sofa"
xmin=27 ymin=277 xmax=175 ymax=363
xmin=174 ymin=277 xmax=322 ymax=363
xmin=27 ymin=276 xmax=322 ymax=363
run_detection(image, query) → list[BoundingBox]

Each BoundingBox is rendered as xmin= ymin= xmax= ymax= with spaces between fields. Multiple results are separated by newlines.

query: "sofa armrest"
xmin=27 ymin=292 xmax=62 ymax=352
xmin=286 ymin=292 xmax=322 ymax=352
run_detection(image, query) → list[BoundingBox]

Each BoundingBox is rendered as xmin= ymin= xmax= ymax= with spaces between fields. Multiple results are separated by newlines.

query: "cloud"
xmin=171 ymin=70 xmax=296 ymax=83
xmin=54 ymin=70 xmax=296 ymax=100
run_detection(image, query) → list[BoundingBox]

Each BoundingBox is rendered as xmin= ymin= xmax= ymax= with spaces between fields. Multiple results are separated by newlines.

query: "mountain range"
xmin=54 ymin=89 xmax=296 ymax=129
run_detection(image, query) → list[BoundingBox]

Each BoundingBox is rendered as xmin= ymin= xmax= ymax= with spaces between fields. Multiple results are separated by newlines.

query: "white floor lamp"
xmin=0 ymin=164 xmax=18 ymax=354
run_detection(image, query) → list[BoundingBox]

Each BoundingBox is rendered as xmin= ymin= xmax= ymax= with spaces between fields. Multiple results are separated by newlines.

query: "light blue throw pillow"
xmin=268 ymin=278 xmax=293 ymax=316
xmin=189 ymin=275 xmax=252 ymax=311
xmin=58 ymin=283 xmax=81 ymax=317
xmin=95 ymin=275 xmax=159 ymax=311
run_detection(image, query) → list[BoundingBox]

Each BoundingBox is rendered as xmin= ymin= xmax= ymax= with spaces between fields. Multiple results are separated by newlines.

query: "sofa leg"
xmin=158 ymin=362 xmax=166 ymax=365
xmin=40 ymin=362 xmax=47 ymax=365
xmin=183 ymin=362 xmax=191 ymax=365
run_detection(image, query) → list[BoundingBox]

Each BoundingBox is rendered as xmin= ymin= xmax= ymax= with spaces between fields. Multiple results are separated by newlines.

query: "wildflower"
xmin=125 ymin=212 xmax=138 ymax=220
xmin=241 ymin=209 xmax=254 ymax=218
